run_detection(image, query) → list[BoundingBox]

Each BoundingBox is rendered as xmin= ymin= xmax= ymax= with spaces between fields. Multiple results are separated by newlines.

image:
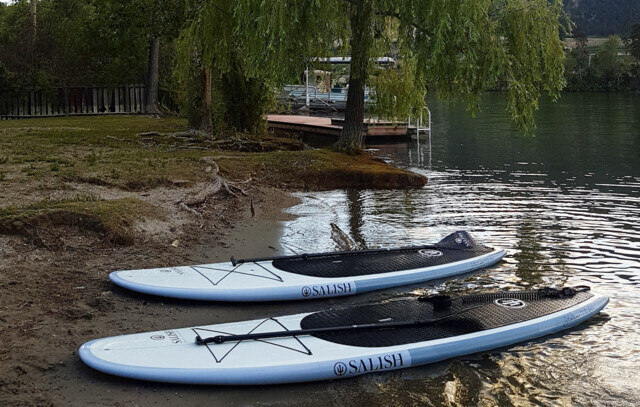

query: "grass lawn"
xmin=0 ymin=115 xmax=425 ymax=243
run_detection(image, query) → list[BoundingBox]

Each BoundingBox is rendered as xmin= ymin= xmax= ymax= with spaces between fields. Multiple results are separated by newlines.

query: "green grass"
xmin=0 ymin=196 xmax=163 ymax=245
xmin=0 ymin=115 xmax=424 ymax=243
xmin=0 ymin=116 xmax=209 ymax=191
xmin=0 ymin=115 xmax=422 ymax=194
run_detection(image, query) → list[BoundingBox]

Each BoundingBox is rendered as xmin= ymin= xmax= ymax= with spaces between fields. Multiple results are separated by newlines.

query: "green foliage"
xmin=497 ymin=0 xmax=566 ymax=132
xmin=371 ymin=58 xmax=425 ymax=122
xmin=569 ymin=27 xmax=590 ymax=80
xmin=357 ymin=0 xmax=566 ymax=134
xmin=590 ymin=35 xmax=634 ymax=89
xmin=215 ymin=62 xmax=275 ymax=133
xmin=0 ymin=0 xmax=32 ymax=88
xmin=0 ymin=0 xmax=185 ymax=90
xmin=197 ymin=0 xmax=567 ymax=136
xmin=594 ymin=36 xmax=624 ymax=75
xmin=174 ymin=0 xmax=307 ymax=133
xmin=0 ymin=0 xmax=586 ymax=139
xmin=235 ymin=0 xmax=347 ymax=85
xmin=564 ymin=33 xmax=637 ymax=91
xmin=174 ymin=47 xmax=210 ymax=132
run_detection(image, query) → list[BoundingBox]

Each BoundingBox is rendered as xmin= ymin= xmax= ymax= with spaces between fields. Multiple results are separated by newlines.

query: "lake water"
xmin=278 ymin=93 xmax=640 ymax=406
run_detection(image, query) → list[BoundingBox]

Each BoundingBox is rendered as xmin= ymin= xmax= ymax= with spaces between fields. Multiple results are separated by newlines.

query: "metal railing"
xmin=282 ymin=84 xmax=373 ymax=104
xmin=409 ymin=106 xmax=431 ymax=136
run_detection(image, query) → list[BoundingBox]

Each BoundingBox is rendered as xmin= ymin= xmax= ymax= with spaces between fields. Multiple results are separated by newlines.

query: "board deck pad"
xmin=272 ymin=245 xmax=494 ymax=278
xmin=300 ymin=290 xmax=593 ymax=347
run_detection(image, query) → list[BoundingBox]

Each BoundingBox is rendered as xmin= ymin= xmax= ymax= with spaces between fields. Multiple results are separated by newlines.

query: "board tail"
xmin=437 ymin=231 xmax=478 ymax=249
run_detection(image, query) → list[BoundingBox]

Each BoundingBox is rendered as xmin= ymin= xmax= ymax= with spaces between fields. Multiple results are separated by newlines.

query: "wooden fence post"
xmin=63 ymin=87 xmax=69 ymax=115
xmin=140 ymin=84 xmax=146 ymax=113
xmin=125 ymin=85 xmax=130 ymax=113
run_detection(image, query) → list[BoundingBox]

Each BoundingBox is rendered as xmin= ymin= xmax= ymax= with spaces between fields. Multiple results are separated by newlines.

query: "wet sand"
xmin=1 ymin=187 xmax=369 ymax=406
xmin=0 ymin=185 xmax=479 ymax=407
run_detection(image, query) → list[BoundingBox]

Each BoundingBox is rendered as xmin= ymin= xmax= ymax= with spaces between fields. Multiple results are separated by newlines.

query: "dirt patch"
xmin=0 ymin=184 xmax=300 ymax=407
xmin=0 ymin=197 xmax=164 ymax=246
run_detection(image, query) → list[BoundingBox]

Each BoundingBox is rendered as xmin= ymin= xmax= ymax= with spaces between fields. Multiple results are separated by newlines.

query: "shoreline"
xmin=0 ymin=116 xmax=427 ymax=406
xmin=0 ymin=186 xmax=311 ymax=406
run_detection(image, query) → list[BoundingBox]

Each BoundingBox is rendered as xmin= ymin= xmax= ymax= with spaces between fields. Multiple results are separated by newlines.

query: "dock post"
xmin=305 ymin=67 xmax=310 ymax=111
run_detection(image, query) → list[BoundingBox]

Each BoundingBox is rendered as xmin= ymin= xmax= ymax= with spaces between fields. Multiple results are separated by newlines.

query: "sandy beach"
xmin=0 ymin=116 xmax=429 ymax=406
xmin=0 ymin=186 xmax=325 ymax=406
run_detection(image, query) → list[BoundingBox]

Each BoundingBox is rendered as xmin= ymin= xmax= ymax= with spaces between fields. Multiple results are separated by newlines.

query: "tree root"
xmin=177 ymin=157 xmax=248 ymax=222
xmin=178 ymin=202 xmax=204 ymax=228
xmin=138 ymin=130 xmax=211 ymax=139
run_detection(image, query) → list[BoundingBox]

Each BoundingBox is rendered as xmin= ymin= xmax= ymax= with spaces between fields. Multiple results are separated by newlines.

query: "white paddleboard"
xmin=110 ymin=231 xmax=506 ymax=301
xmin=79 ymin=286 xmax=608 ymax=385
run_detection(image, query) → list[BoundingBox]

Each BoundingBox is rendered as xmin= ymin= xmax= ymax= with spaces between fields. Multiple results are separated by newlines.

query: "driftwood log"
xmin=330 ymin=222 xmax=366 ymax=251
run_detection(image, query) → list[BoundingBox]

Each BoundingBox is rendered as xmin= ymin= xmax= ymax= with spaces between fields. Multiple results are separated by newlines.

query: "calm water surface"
xmin=277 ymin=93 xmax=640 ymax=406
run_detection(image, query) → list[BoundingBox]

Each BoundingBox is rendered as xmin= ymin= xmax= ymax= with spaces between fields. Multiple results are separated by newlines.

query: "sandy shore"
xmin=0 ymin=187 xmax=341 ymax=406
xmin=2 ymin=185 xmax=441 ymax=407
xmin=0 ymin=116 xmax=433 ymax=406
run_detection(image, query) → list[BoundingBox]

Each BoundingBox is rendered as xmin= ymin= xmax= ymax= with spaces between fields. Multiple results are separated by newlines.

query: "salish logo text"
xmin=333 ymin=353 xmax=405 ymax=376
xmin=302 ymin=282 xmax=353 ymax=297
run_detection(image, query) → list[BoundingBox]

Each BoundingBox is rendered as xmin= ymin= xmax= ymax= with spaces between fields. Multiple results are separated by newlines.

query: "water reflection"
xmin=513 ymin=218 xmax=547 ymax=285
xmin=281 ymin=93 xmax=640 ymax=406
xmin=346 ymin=189 xmax=367 ymax=249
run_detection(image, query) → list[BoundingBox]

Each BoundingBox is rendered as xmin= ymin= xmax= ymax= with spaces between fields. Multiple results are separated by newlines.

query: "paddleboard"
xmin=79 ymin=286 xmax=608 ymax=385
xmin=109 ymin=231 xmax=506 ymax=301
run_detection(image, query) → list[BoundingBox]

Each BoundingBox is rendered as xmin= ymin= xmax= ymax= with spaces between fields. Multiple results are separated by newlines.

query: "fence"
xmin=0 ymin=84 xmax=146 ymax=119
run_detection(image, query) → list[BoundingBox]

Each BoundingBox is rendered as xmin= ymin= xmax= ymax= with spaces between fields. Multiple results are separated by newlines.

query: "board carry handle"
xmin=231 ymin=230 xmax=477 ymax=266
xmin=537 ymin=285 xmax=590 ymax=297
xmin=195 ymin=303 xmax=484 ymax=345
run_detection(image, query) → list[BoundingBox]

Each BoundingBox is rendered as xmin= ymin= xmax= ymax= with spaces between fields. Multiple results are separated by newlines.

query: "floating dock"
xmin=266 ymin=115 xmax=410 ymax=141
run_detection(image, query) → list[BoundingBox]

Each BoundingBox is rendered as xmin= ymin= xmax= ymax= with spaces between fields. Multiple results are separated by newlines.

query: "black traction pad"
xmin=271 ymin=246 xmax=495 ymax=278
xmin=300 ymin=290 xmax=593 ymax=347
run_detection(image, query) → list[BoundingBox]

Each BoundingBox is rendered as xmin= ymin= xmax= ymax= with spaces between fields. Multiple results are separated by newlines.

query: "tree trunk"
xmin=30 ymin=0 xmax=37 ymax=46
xmin=187 ymin=51 xmax=213 ymax=134
xmin=336 ymin=0 xmax=373 ymax=150
xmin=145 ymin=37 xmax=160 ymax=114
xmin=200 ymin=66 xmax=213 ymax=133
xmin=30 ymin=0 xmax=37 ymax=76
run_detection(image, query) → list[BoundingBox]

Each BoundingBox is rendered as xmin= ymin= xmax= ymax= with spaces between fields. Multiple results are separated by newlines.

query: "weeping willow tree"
xmin=180 ymin=0 xmax=566 ymax=144
xmin=328 ymin=0 xmax=567 ymax=148
xmin=175 ymin=0 xmax=338 ymax=134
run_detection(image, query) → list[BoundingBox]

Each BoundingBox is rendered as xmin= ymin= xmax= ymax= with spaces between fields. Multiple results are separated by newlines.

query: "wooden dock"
xmin=266 ymin=115 xmax=410 ymax=141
